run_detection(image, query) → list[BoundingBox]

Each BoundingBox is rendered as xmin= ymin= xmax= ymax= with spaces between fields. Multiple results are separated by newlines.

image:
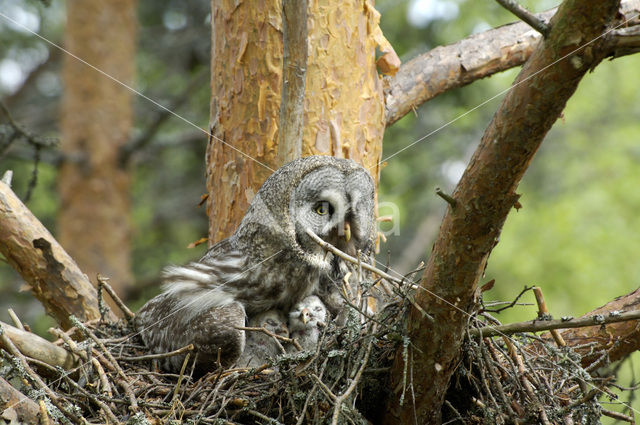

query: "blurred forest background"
xmin=1 ymin=0 xmax=639 ymax=418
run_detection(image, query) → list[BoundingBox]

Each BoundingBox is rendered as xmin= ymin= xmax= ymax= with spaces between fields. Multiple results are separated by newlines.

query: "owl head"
xmin=288 ymin=295 xmax=327 ymax=332
xmin=235 ymin=156 xmax=376 ymax=271
xmin=249 ymin=310 xmax=289 ymax=340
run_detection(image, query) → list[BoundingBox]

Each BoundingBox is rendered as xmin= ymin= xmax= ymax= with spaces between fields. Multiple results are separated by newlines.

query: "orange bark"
xmin=206 ymin=0 xmax=388 ymax=243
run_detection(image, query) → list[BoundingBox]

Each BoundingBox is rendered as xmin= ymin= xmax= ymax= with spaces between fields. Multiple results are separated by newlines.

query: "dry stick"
xmin=7 ymin=308 xmax=24 ymax=331
xmin=306 ymin=228 xmax=433 ymax=325
xmin=60 ymin=371 xmax=119 ymax=424
xmin=0 ymin=324 xmax=81 ymax=423
xmin=48 ymin=328 xmax=87 ymax=361
xmin=97 ymin=274 xmax=135 ymax=321
xmin=116 ymin=344 xmax=194 ymax=362
xmin=330 ymin=324 xmax=377 ymax=425
xmin=306 ymin=228 xmax=403 ymax=285
xmin=0 ymin=376 xmax=41 ymax=423
xmin=91 ymin=358 xmax=113 ymax=397
xmin=38 ymin=400 xmax=50 ymax=425
xmin=470 ymin=309 xmax=640 ymax=338
xmin=501 ymin=336 xmax=552 ymax=425
xmin=69 ymin=316 xmax=139 ymax=412
xmin=601 ymin=408 xmax=635 ymax=423
xmin=533 ymin=287 xmax=566 ymax=347
xmin=237 ymin=326 xmax=302 ymax=352
xmin=0 ymin=321 xmax=77 ymax=370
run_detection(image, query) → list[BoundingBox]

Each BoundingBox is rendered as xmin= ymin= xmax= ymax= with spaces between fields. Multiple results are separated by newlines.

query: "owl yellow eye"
xmin=315 ymin=202 xmax=331 ymax=215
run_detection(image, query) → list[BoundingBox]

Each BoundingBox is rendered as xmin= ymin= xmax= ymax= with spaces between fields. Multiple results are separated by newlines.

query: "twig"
xmin=495 ymin=0 xmax=549 ymax=36
xmin=0 ymin=102 xmax=58 ymax=149
xmin=38 ymin=400 xmax=50 ymax=425
xmin=69 ymin=316 xmax=138 ymax=412
xmin=118 ymin=69 xmax=207 ymax=165
xmin=171 ymin=352 xmax=191 ymax=410
xmin=330 ymin=324 xmax=377 ymax=425
xmin=237 ymin=326 xmax=302 ymax=352
xmin=435 ymin=187 xmax=457 ymax=208
xmin=91 ymin=358 xmax=113 ymax=397
xmin=7 ymin=308 xmax=24 ymax=331
xmin=470 ymin=309 xmax=640 ymax=338
xmin=117 ymin=344 xmax=194 ymax=362
xmin=309 ymin=374 xmax=337 ymax=402
xmin=533 ymin=287 xmax=566 ymax=347
xmin=0 ymin=323 xmax=80 ymax=423
xmin=305 ymin=228 xmax=405 ymax=286
xmin=61 ymin=370 xmax=119 ymax=423
xmin=482 ymin=285 xmax=534 ymax=313
xmin=97 ymin=274 xmax=135 ymax=321
xmin=601 ymin=408 xmax=635 ymax=423
xmin=502 ymin=336 xmax=552 ymax=425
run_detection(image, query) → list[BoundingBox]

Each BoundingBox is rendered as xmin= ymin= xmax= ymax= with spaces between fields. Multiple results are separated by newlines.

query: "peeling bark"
xmin=0 ymin=180 xmax=115 ymax=327
xmin=383 ymin=0 xmax=622 ymax=423
xmin=207 ymin=0 xmax=388 ymax=243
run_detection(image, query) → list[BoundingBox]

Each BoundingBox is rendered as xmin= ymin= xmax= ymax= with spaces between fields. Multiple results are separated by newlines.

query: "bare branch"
xmin=495 ymin=0 xmax=549 ymax=36
xmin=0 ymin=179 xmax=116 ymax=327
xmin=471 ymin=309 xmax=640 ymax=338
xmin=0 ymin=320 xmax=77 ymax=370
xmin=384 ymin=0 xmax=640 ymax=126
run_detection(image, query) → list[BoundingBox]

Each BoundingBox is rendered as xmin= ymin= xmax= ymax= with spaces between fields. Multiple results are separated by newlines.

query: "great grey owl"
xmin=135 ymin=155 xmax=376 ymax=372
xmin=289 ymin=295 xmax=328 ymax=351
xmin=237 ymin=310 xmax=289 ymax=368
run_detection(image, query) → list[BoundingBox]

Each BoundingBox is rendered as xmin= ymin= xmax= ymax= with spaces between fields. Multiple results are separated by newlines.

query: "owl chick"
xmin=136 ymin=156 xmax=375 ymax=371
xmin=237 ymin=310 xmax=289 ymax=368
xmin=289 ymin=296 xmax=328 ymax=351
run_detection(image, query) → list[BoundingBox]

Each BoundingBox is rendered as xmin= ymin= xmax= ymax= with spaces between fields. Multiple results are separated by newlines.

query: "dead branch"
xmin=384 ymin=0 xmax=640 ymax=126
xmin=533 ymin=287 xmax=566 ymax=346
xmin=0 ymin=320 xmax=77 ymax=370
xmin=0 ymin=323 xmax=82 ymax=423
xmin=97 ymin=274 xmax=135 ymax=321
xmin=0 ymin=179 xmax=116 ymax=327
xmin=116 ymin=344 xmax=194 ymax=362
xmin=384 ymin=0 xmax=625 ymax=422
xmin=471 ymin=308 xmax=640 ymax=338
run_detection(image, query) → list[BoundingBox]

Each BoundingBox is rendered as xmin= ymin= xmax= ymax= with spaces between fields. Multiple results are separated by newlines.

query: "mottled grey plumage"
xmin=289 ymin=296 xmax=327 ymax=350
xmin=238 ymin=310 xmax=289 ymax=367
xmin=136 ymin=156 xmax=375 ymax=372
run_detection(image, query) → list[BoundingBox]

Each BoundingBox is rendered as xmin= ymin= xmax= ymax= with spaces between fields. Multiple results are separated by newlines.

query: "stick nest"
xmin=1 ymin=280 xmax=636 ymax=424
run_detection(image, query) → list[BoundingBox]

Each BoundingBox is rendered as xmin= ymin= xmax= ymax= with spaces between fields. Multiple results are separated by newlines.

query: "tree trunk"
xmin=383 ymin=0 xmax=621 ymax=423
xmin=59 ymin=0 xmax=136 ymax=296
xmin=206 ymin=0 xmax=388 ymax=243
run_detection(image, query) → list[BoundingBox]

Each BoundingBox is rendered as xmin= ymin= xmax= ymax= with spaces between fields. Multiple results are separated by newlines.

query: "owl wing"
xmin=159 ymin=238 xmax=248 ymax=321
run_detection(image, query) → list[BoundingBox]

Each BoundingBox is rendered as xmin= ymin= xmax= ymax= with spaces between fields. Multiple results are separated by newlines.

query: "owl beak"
xmin=343 ymin=222 xmax=351 ymax=242
xmin=300 ymin=308 xmax=310 ymax=324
